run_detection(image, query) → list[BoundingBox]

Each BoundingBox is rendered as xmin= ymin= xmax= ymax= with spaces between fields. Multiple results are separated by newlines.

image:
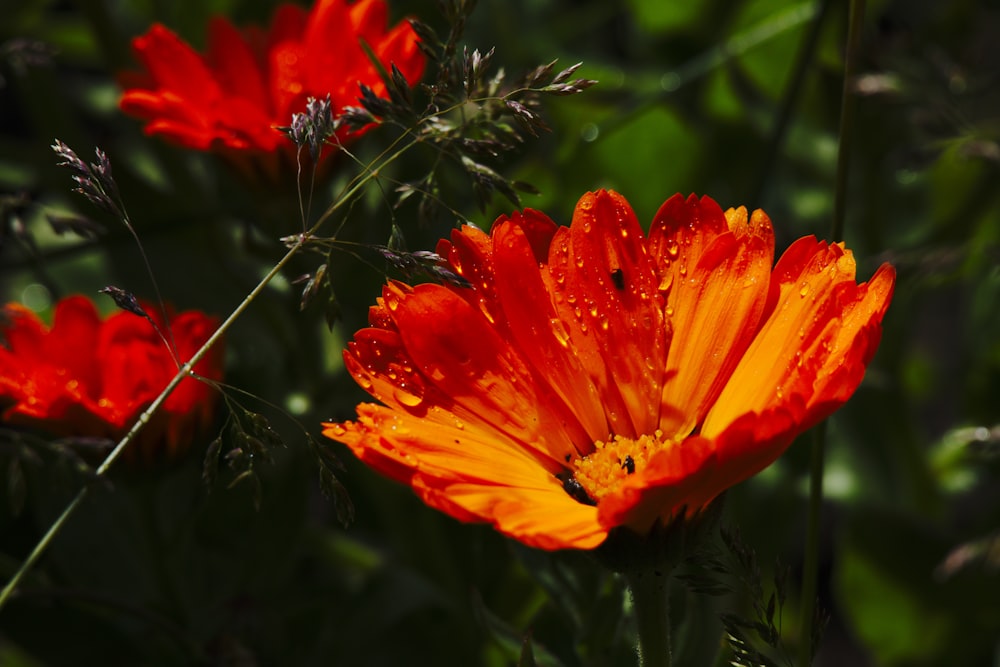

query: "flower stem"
xmin=0 ymin=237 xmax=305 ymax=612
xmin=626 ymin=569 xmax=672 ymax=667
xmin=831 ymin=0 xmax=867 ymax=245
xmin=798 ymin=0 xmax=866 ymax=665
xmin=750 ymin=0 xmax=834 ymax=204
xmin=0 ymin=136 xmax=418 ymax=613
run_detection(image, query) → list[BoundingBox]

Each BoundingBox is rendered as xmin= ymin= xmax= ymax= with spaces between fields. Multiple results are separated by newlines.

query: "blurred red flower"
xmin=0 ymin=295 xmax=223 ymax=463
xmin=323 ymin=190 xmax=895 ymax=550
xmin=119 ymin=0 xmax=424 ymax=177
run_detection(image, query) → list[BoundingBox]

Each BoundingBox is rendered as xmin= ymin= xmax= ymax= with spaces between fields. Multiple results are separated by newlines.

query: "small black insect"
xmin=621 ymin=455 xmax=635 ymax=475
xmin=610 ymin=268 xmax=625 ymax=290
xmin=558 ymin=472 xmax=597 ymax=506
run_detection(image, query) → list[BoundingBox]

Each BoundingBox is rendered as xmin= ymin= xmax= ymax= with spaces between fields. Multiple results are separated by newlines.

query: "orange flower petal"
xmin=325 ymin=405 xmax=605 ymax=550
xmin=326 ymin=190 xmax=895 ymax=551
xmin=703 ymin=238 xmax=896 ymax=439
xmin=653 ymin=196 xmax=774 ymax=439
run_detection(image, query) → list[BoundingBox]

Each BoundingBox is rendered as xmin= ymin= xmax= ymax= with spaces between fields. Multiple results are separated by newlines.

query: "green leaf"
xmin=836 ymin=507 xmax=1000 ymax=665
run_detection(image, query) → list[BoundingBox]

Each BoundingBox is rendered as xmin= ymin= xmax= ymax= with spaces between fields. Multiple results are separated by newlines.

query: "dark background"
xmin=2 ymin=0 xmax=999 ymax=664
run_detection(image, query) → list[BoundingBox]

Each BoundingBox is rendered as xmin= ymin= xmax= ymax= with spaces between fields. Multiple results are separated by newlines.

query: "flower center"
xmin=566 ymin=430 xmax=674 ymax=504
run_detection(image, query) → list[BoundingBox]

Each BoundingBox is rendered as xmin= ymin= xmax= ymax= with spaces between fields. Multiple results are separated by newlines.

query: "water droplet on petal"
xmin=658 ymin=272 xmax=673 ymax=293
xmin=550 ymin=318 xmax=571 ymax=347
xmin=395 ymin=386 xmax=424 ymax=407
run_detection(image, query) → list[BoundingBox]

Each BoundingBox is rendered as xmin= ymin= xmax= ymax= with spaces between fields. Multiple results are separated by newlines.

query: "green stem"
xmin=0 ymin=138 xmax=416 ymax=613
xmin=831 ymin=0 xmax=867 ymax=244
xmin=798 ymin=1 xmax=866 ymax=665
xmin=750 ymin=0 xmax=834 ymax=204
xmin=627 ymin=569 xmax=672 ymax=667
xmin=0 ymin=239 xmax=303 ymax=612
xmin=0 ymin=83 xmax=526 ymax=613
xmin=798 ymin=426 xmax=827 ymax=666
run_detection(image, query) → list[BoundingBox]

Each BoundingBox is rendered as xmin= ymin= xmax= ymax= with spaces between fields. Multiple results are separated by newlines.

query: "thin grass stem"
xmin=798 ymin=0 xmax=866 ymax=665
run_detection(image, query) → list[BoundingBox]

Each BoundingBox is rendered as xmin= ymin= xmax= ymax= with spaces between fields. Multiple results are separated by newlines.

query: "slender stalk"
xmin=0 ymin=81 xmax=536 ymax=612
xmin=0 ymin=237 xmax=304 ymax=612
xmin=831 ymin=0 xmax=867 ymax=245
xmin=750 ymin=0 xmax=834 ymax=204
xmin=798 ymin=1 xmax=866 ymax=665
xmin=626 ymin=569 xmax=671 ymax=667
xmin=0 ymin=137 xmax=417 ymax=612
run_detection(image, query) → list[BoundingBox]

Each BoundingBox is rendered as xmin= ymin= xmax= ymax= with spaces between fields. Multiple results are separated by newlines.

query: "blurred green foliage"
xmin=2 ymin=0 xmax=999 ymax=665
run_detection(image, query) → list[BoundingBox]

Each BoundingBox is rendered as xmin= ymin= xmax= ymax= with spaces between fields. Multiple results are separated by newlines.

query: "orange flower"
xmin=0 ymin=295 xmax=223 ymax=463
xmin=322 ymin=190 xmax=895 ymax=550
xmin=119 ymin=0 xmax=424 ymax=177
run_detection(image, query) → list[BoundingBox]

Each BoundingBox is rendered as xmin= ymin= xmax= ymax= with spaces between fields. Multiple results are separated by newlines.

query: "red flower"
xmin=119 ymin=0 xmax=424 ymax=177
xmin=322 ymin=190 xmax=895 ymax=550
xmin=0 ymin=295 xmax=223 ymax=463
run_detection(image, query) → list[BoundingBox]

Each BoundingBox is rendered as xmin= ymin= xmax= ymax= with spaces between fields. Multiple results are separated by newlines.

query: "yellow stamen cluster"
xmin=573 ymin=430 xmax=671 ymax=503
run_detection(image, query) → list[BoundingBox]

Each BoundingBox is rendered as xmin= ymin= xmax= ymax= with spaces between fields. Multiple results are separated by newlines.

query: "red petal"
xmin=385 ymin=281 xmax=581 ymax=467
xmin=130 ymin=24 xmax=220 ymax=109
xmin=348 ymin=0 xmax=388 ymax=43
xmin=563 ymin=190 xmax=667 ymax=437
xmin=301 ymin=0 xmax=354 ymax=97
xmin=207 ymin=17 xmax=268 ymax=113
xmin=373 ymin=20 xmax=425 ymax=85
xmin=492 ymin=213 xmax=608 ymax=443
